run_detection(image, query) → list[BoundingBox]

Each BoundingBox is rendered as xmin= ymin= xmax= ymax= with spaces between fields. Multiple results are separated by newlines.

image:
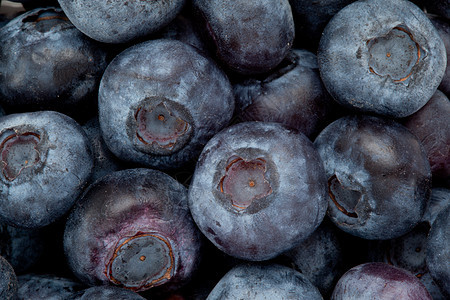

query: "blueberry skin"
xmin=367 ymin=188 xmax=449 ymax=299
xmin=402 ymin=90 xmax=450 ymax=187
xmin=428 ymin=15 xmax=450 ymax=97
xmin=318 ymin=0 xmax=447 ymax=118
xmin=0 ymin=222 xmax=45 ymax=274
xmin=289 ymin=0 xmax=356 ymax=50
xmin=0 ymin=111 xmax=93 ymax=228
xmin=82 ymin=117 xmax=126 ymax=184
xmin=17 ymin=274 xmax=85 ymax=300
xmin=57 ymin=0 xmax=185 ymax=44
xmin=74 ymin=286 xmax=146 ymax=300
xmin=188 ymin=122 xmax=328 ymax=261
xmin=426 ymin=204 xmax=450 ymax=298
xmin=99 ymin=39 xmax=234 ymax=170
xmin=0 ymin=7 xmax=108 ymax=114
xmin=314 ymin=115 xmax=431 ymax=240
xmin=233 ymin=49 xmax=341 ymax=139
xmin=64 ymin=168 xmax=202 ymax=292
xmin=206 ymin=263 xmax=323 ymax=300
xmin=192 ymin=0 xmax=295 ymax=75
xmin=0 ymin=255 xmax=18 ymax=300
xmin=331 ymin=262 xmax=432 ymax=300
xmin=283 ymin=218 xmax=345 ymax=297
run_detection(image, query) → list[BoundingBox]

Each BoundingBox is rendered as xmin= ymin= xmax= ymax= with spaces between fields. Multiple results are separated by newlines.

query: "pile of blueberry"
xmin=0 ymin=0 xmax=448 ymax=299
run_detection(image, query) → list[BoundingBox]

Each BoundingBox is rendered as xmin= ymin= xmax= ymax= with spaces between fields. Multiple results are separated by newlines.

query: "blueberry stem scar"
xmin=0 ymin=132 xmax=41 ymax=181
xmin=105 ymin=232 xmax=175 ymax=291
xmin=219 ymin=156 xmax=272 ymax=211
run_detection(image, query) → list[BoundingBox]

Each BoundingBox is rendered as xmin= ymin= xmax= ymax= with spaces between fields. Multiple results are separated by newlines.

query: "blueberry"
xmin=0 ymin=111 xmax=93 ymax=228
xmin=17 ymin=274 xmax=84 ymax=299
xmin=331 ymin=262 xmax=432 ymax=299
xmin=367 ymin=221 xmax=445 ymax=299
xmin=314 ymin=115 xmax=431 ymax=240
xmin=0 ymin=222 xmax=45 ymax=274
xmin=82 ymin=117 xmax=126 ymax=184
xmin=423 ymin=187 xmax=450 ymax=225
xmin=192 ymin=0 xmax=295 ymax=75
xmin=402 ymin=90 xmax=450 ymax=187
xmin=64 ymin=168 xmax=202 ymax=292
xmin=99 ymin=39 xmax=234 ymax=170
xmin=283 ymin=218 xmax=346 ymax=297
xmin=74 ymin=285 xmax=146 ymax=300
xmin=206 ymin=263 xmax=323 ymax=300
xmin=426 ymin=204 xmax=450 ymax=298
xmin=289 ymin=0 xmax=356 ymax=51
xmin=318 ymin=0 xmax=447 ymax=118
xmin=0 ymin=7 xmax=108 ymax=116
xmin=0 ymin=255 xmax=18 ymax=300
xmin=57 ymin=0 xmax=186 ymax=44
xmin=233 ymin=49 xmax=343 ymax=139
xmin=188 ymin=122 xmax=327 ymax=261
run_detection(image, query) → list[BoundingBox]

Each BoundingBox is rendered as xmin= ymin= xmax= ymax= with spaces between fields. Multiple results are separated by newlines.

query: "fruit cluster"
xmin=0 ymin=0 xmax=448 ymax=299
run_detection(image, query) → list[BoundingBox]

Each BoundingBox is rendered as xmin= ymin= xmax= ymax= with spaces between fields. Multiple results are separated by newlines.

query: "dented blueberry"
xmin=64 ymin=168 xmax=202 ymax=292
xmin=314 ymin=115 xmax=431 ymax=240
xmin=0 ymin=111 xmax=93 ymax=228
xmin=188 ymin=122 xmax=327 ymax=261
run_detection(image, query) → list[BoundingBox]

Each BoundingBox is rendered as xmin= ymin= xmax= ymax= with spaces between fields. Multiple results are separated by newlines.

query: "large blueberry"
xmin=0 ymin=111 xmax=93 ymax=228
xmin=188 ymin=122 xmax=327 ymax=261
xmin=206 ymin=263 xmax=323 ymax=300
xmin=0 ymin=7 xmax=108 ymax=115
xmin=331 ymin=262 xmax=432 ymax=299
xmin=426 ymin=204 xmax=450 ymax=298
xmin=99 ymin=39 xmax=234 ymax=170
xmin=57 ymin=0 xmax=185 ymax=44
xmin=64 ymin=168 xmax=202 ymax=293
xmin=233 ymin=49 xmax=342 ymax=139
xmin=318 ymin=0 xmax=447 ymax=118
xmin=314 ymin=115 xmax=431 ymax=240
xmin=192 ymin=0 xmax=295 ymax=75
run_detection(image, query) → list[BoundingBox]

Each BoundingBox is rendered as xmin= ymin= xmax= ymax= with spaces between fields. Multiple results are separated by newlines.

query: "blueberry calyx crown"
xmin=131 ymin=98 xmax=193 ymax=156
xmin=367 ymin=25 xmax=423 ymax=85
xmin=105 ymin=232 xmax=175 ymax=291
xmin=0 ymin=132 xmax=41 ymax=181
xmin=219 ymin=156 xmax=273 ymax=211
